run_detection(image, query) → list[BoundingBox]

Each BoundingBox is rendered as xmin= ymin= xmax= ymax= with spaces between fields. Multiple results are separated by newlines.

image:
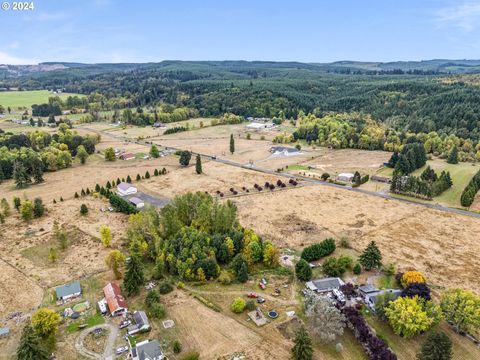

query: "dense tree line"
xmin=460 ymin=170 xmax=480 ymax=207
xmin=391 ymin=168 xmax=452 ymax=199
xmin=0 ymin=125 xmax=97 ymax=186
xmin=5 ymin=62 xmax=480 ymax=141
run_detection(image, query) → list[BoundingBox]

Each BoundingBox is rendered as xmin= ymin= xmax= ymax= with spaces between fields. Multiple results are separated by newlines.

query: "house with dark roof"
xmin=103 ymin=282 xmax=128 ymax=316
xmin=305 ymin=277 xmax=345 ymax=293
xmin=131 ymin=339 xmax=165 ymax=360
xmin=358 ymin=284 xmax=379 ymax=298
xmin=55 ymin=281 xmax=81 ymax=301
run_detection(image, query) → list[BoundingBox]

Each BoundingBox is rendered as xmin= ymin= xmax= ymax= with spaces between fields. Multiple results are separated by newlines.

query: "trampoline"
xmin=72 ymin=302 xmax=88 ymax=312
xmin=268 ymin=310 xmax=278 ymax=319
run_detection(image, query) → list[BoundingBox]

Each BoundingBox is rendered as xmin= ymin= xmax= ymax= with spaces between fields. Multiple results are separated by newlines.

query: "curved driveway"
xmin=75 ymin=323 xmax=119 ymax=360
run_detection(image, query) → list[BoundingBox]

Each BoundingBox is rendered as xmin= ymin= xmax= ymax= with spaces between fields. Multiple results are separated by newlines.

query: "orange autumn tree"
xmin=401 ymin=271 xmax=426 ymax=288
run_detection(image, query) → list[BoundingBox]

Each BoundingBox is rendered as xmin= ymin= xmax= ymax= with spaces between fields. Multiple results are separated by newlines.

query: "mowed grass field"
xmin=377 ymin=158 xmax=478 ymax=207
xmin=0 ymin=90 xmax=82 ymax=109
xmin=410 ymin=159 xmax=479 ymax=207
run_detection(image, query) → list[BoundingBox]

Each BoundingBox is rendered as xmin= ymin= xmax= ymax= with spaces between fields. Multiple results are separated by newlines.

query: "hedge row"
xmin=460 ymin=170 xmax=480 ymax=207
xmin=300 ymin=238 xmax=336 ymax=262
xmin=342 ymin=306 xmax=397 ymax=360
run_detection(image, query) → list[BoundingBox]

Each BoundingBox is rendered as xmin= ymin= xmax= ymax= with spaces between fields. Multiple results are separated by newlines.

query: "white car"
xmin=119 ymin=320 xmax=131 ymax=329
xmin=116 ymin=346 xmax=129 ymax=355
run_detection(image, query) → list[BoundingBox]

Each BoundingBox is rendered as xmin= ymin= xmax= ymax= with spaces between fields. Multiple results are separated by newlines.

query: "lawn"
xmin=411 ymin=159 xmax=479 ymax=207
xmin=0 ymin=90 xmax=82 ymax=109
xmin=365 ymin=315 xmax=480 ymax=360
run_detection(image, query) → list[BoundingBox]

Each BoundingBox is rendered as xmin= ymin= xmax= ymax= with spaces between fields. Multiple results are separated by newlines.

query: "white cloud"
xmin=0 ymin=51 xmax=37 ymax=65
xmin=435 ymin=1 xmax=480 ymax=31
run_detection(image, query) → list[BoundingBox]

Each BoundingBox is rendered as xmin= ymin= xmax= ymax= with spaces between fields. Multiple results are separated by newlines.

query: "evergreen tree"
xmin=80 ymin=204 xmax=88 ymax=215
xmin=154 ymin=169 xmax=159 ymax=176
xmin=126 ymin=175 xmax=132 ymax=183
xmin=292 ymin=325 xmax=314 ymax=360
xmin=106 ymin=181 xmax=111 ymax=189
xmin=16 ymin=324 xmax=49 ymax=360
xmin=447 ymin=145 xmax=458 ymax=164
xmin=13 ymin=161 xmax=31 ymax=188
xmin=136 ymin=173 xmax=141 ymax=181
xmin=149 ymin=144 xmax=160 ymax=158
xmin=179 ymin=151 xmax=192 ymax=166
xmin=417 ymin=331 xmax=452 ymax=360
xmin=387 ymin=152 xmax=399 ymax=168
xmin=145 ymin=171 xmax=150 ymax=179
xmin=30 ymin=157 xmax=44 ymax=184
xmin=95 ymin=184 xmax=101 ymax=192
xmin=359 ymin=241 xmax=382 ymax=270
xmin=81 ymin=189 xmax=86 ymax=196
xmin=295 ymin=259 xmax=313 ymax=281
xmin=230 ymin=134 xmax=235 ymax=154
xmin=195 ymin=154 xmax=202 ymax=174
xmin=353 ymin=171 xmax=361 ymax=185
xmin=33 ymin=198 xmax=45 ymax=218
xmin=236 ymin=261 xmax=248 ymax=283
xmin=123 ymin=255 xmax=145 ymax=296
xmin=116 ymin=178 xmax=121 ymax=185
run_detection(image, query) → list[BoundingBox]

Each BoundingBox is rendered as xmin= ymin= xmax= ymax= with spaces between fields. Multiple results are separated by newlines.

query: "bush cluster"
xmin=301 ymin=238 xmax=336 ymax=262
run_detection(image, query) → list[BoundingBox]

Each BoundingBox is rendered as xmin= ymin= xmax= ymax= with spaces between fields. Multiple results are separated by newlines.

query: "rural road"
xmin=78 ymin=125 xmax=480 ymax=219
xmin=74 ymin=323 xmax=118 ymax=360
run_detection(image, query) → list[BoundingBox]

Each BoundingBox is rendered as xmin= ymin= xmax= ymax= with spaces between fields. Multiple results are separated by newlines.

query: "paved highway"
xmin=78 ymin=126 xmax=480 ymax=219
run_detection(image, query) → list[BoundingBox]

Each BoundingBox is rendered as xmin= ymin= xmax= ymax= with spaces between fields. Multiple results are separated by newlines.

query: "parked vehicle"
xmin=116 ymin=346 xmax=129 ymax=355
xmin=119 ymin=320 xmax=131 ymax=329
xmin=257 ymin=297 xmax=266 ymax=304
xmin=247 ymin=292 xmax=258 ymax=298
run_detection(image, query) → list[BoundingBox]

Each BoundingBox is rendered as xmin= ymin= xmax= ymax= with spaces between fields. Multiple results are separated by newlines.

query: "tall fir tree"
xmin=230 ymin=134 xmax=235 ymax=154
xmin=16 ymin=324 xmax=49 ymax=360
xmin=13 ymin=161 xmax=31 ymax=188
xmin=292 ymin=325 xmax=314 ymax=360
xmin=417 ymin=331 xmax=452 ymax=360
xmin=359 ymin=241 xmax=382 ymax=270
xmin=195 ymin=154 xmax=202 ymax=174
xmin=123 ymin=254 xmax=145 ymax=296
xmin=447 ymin=145 xmax=459 ymax=164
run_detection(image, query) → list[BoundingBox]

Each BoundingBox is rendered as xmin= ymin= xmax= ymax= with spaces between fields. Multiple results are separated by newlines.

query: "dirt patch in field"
xmin=233 ymin=185 xmax=480 ymax=294
xmin=163 ymin=291 xmax=292 ymax=359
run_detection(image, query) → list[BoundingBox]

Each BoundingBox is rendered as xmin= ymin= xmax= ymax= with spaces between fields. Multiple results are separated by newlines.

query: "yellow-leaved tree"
xmin=99 ymin=225 xmax=112 ymax=247
xmin=441 ymin=288 xmax=480 ymax=333
xmin=31 ymin=308 xmax=60 ymax=338
xmin=401 ymin=271 xmax=426 ymax=288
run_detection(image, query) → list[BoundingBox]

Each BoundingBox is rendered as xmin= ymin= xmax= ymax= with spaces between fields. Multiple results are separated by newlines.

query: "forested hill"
xmin=2 ymin=60 xmax=480 ymax=140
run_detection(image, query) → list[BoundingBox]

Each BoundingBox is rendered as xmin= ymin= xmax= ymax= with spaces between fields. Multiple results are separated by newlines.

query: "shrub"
xmin=180 ymin=351 xmax=200 ymax=360
xmin=246 ymin=299 xmax=256 ymax=311
xmin=218 ymin=270 xmax=233 ymax=285
xmin=148 ymin=303 xmax=166 ymax=319
xmin=173 ymin=340 xmax=182 ymax=354
xmin=145 ymin=290 xmax=160 ymax=307
xmin=295 ymin=259 xmax=312 ymax=281
xmin=353 ymin=263 xmax=362 ymax=275
xmin=321 ymin=173 xmax=330 ymax=181
xmin=401 ymin=271 xmax=426 ymax=288
xmin=230 ymin=298 xmax=246 ymax=313
xmin=158 ymin=281 xmax=173 ymax=294
xmin=80 ymin=204 xmax=88 ymax=215
xmin=301 ymin=238 xmax=336 ymax=262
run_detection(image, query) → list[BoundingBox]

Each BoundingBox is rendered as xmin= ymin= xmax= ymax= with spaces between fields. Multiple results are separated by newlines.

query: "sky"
xmin=1 ymin=0 xmax=480 ymax=64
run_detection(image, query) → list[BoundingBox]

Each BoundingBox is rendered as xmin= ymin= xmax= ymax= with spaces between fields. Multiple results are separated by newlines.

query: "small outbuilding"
xmin=55 ymin=281 xmax=82 ymax=302
xmin=119 ymin=152 xmax=136 ymax=161
xmin=129 ymin=197 xmax=145 ymax=209
xmin=117 ymin=182 xmax=137 ymax=196
xmin=0 ymin=328 xmax=10 ymax=338
xmin=365 ymin=289 xmax=402 ymax=311
xmin=270 ymin=146 xmax=301 ymax=156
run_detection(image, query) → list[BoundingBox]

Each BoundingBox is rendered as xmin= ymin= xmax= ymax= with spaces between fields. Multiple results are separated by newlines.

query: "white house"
xmin=270 ymin=146 xmax=301 ymax=156
xmin=132 ymin=339 xmax=165 ymax=360
xmin=129 ymin=197 xmax=145 ymax=209
xmin=246 ymin=122 xmax=274 ymax=130
xmin=305 ymin=277 xmax=345 ymax=293
xmin=128 ymin=311 xmax=151 ymax=335
xmin=338 ymin=173 xmax=354 ymax=182
xmin=365 ymin=289 xmax=402 ymax=311
xmin=117 ymin=182 xmax=137 ymax=196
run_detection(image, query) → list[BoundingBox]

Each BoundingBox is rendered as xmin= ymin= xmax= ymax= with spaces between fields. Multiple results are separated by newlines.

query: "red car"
xmin=247 ymin=292 xmax=258 ymax=298
xmin=259 ymin=283 xmax=266 ymax=290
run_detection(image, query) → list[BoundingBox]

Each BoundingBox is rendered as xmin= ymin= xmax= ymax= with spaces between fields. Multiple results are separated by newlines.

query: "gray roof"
xmin=271 ymin=146 xmax=299 ymax=153
xmin=133 ymin=310 xmax=149 ymax=327
xmin=129 ymin=197 xmax=144 ymax=205
xmin=118 ymin=182 xmax=134 ymax=191
xmin=310 ymin=277 xmax=343 ymax=291
xmin=55 ymin=281 xmax=81 ymax=299
xmin=369 ymin=289 xmax=402 ymax=304
xmin=359 ymin=284 xmax=378 ymax=294
xmin=134 ymin=340 xmax=163 ymax=360
xmin=0 ymin=328 xmax=10 ymax=336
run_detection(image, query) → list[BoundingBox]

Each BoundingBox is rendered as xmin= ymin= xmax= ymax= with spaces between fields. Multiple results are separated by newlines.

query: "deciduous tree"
xmin=440 ymin=288 xmax=480 ymax=333
xmin=305 ymin=290 xmax=345 ymax=342
xmin=105 ymin=250 xmax=126 ymax=279
xmin=31 ymin=308 xmax=60 ymax=338
xmin=100 ymin=225 xmax=112 ymax=247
